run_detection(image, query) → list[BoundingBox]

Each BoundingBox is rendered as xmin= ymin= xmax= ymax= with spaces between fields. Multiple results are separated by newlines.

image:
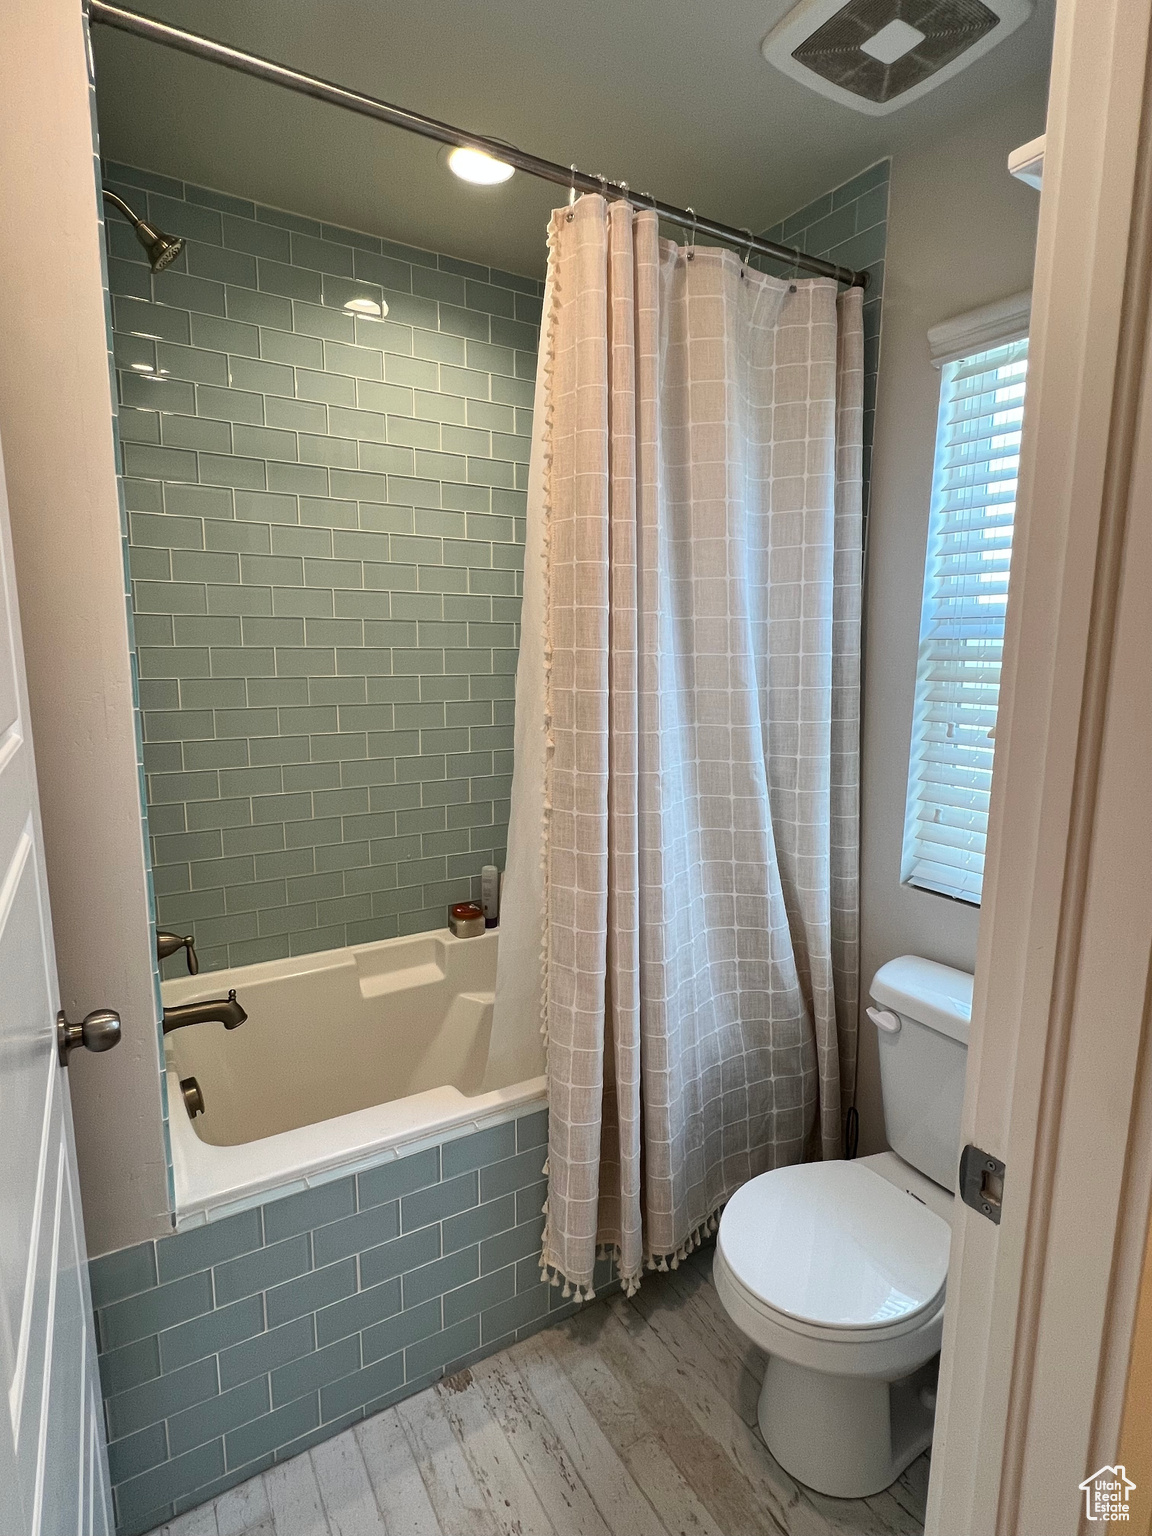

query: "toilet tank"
xmin=868 ymin=956 xmax=972 ymax=1191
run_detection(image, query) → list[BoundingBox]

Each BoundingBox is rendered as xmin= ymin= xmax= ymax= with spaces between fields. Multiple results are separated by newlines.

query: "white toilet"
xmin=713 ymin=955 xmax=972 ymax=1499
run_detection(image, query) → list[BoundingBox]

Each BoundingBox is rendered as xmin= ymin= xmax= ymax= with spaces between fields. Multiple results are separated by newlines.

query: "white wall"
xmin=857 ymin=83 xmax=1048 ymax=1153
xmin=0 ymin=0 xmax=171 ymax=1251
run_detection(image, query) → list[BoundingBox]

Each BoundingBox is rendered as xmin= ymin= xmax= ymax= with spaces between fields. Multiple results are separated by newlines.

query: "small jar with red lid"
xmin=448 ymin=901 xmax=485 ymax=938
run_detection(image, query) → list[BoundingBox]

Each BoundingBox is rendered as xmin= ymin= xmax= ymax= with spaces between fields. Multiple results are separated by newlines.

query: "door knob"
xmin=57 ymin=1008 xmax=121 ymax=1066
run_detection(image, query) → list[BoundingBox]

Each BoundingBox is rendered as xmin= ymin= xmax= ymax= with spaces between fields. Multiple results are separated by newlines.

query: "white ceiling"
xmin=92 ymin=0 xmax=1055 ymax=278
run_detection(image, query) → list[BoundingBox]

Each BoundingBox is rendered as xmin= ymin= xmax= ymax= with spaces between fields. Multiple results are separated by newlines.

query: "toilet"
xmin=713 ymin=955 xmax=972 ymax=1499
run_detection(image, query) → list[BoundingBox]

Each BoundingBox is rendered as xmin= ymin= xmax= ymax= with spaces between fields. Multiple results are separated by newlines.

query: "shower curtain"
xmin=494 ymin=194 xmax=863 ymax=1298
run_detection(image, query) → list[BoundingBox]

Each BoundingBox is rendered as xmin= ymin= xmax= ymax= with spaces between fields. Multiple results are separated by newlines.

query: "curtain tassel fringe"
xmin=537 ymin=212 xmax=562 ymax=1060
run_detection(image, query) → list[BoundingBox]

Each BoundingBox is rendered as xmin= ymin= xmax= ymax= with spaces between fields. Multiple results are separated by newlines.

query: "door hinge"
xmin=959 ymin=1144 xmax=1006 ymax=1224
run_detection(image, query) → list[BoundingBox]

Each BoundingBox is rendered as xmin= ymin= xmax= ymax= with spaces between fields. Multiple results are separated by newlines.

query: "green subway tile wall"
xmin=105 ymin=163 xmax=540 ymax=975
xmin=91 ymin=1109 xmax=614 ymax=1535
xmin=759 ymin=158 xmax=890 ymax=502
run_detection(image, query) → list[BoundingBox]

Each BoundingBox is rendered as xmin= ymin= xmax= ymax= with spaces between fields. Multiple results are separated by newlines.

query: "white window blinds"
xmin=902 ymin=332 xmax=1028 ymax=903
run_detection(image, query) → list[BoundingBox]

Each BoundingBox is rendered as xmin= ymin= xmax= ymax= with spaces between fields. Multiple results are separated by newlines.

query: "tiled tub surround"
xmin=89 ymin=160 xmax=891 ymax=1536
xmin=104 ymin=162 xmax=539 ymax=975
xmin=92 ymin=1108 xmax=614 ymax=1535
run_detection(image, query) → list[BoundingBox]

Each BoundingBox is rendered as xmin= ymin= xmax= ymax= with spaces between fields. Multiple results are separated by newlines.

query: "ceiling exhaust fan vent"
xmin=762 ymin=0 xmax=1033 ymax=115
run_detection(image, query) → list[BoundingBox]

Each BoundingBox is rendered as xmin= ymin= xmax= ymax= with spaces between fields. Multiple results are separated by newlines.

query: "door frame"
xmin=0 ymin=0 xmax=171 ymax=1257
xmin=927 ymin=0 xmax=1152 ymax=1529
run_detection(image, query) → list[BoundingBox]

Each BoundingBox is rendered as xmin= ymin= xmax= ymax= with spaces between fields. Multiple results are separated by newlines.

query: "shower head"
xmin=101 ymin=189 xmax=184 ymax=273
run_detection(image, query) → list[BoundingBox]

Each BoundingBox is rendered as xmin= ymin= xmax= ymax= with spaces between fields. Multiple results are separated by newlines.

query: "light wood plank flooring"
xmin=154 ymin=1246 xmax=929 ymax=1536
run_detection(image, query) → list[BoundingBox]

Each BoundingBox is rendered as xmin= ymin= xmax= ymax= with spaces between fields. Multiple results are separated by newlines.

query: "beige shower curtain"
xmin=495 ymin=194 xmax=863 ymax=1298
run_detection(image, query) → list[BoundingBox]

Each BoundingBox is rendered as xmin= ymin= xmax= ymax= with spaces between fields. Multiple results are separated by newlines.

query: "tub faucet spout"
xmin=162 ymin=989 xmax=247 ymax=1035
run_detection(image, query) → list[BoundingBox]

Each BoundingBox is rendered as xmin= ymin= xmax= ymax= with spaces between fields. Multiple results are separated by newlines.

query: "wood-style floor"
xmin=153 ymin=1245 xmax=929 ymax=1536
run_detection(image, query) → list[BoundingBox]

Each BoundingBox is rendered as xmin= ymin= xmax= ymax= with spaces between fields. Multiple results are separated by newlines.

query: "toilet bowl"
xmin=714 ymin=1152 xmax=951 ymax=1496
xmin=714 ymin=955 xmax=973 ymax=1499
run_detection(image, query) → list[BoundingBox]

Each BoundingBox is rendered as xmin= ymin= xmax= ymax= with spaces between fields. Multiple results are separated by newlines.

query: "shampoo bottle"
xmin=481 ymin=864 xmax=500 ymax=928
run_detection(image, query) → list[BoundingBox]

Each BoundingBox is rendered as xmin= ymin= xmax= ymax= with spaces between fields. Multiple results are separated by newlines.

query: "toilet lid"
xmin=717 ymin=1161 xmax=950 ymax=1331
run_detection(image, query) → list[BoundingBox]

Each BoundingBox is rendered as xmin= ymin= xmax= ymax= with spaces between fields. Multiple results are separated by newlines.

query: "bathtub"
xmin=162 ymin=928 xmax=546 ymax=1226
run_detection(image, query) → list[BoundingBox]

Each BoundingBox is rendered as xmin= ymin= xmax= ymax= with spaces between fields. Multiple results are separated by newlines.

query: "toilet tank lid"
xmin=870 ymin=955 xmax=973 ymax=1045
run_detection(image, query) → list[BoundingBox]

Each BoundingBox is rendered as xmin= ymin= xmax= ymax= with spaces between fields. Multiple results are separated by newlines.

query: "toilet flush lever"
xmin=866 ymin=1006 xmax=902 ymax=1035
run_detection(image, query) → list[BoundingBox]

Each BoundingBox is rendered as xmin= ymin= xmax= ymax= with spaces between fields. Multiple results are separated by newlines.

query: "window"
xmin=902 ymin=302 xmax=1030 ymax=904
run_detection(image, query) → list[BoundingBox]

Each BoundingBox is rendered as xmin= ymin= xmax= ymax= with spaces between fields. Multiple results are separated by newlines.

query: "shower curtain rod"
xmin=86 ymin=0 xmax=868 ymax=289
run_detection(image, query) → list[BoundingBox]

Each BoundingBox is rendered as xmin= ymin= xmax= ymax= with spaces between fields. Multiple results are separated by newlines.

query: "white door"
xmin=927 ymin=0 xmax=1152 ymax=1529
xmin=0 ymin=430 xmax=114 ymax=1534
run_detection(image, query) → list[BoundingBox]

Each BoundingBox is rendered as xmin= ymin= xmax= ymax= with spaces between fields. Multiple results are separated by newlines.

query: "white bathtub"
xmin=162 ymin=928 xmax=546 ymax=1226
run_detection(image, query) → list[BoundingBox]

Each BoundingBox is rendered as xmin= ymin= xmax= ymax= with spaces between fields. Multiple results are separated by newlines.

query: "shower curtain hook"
xmin=739 ymin=227 xmax=756 ymax=275
xmin=685 ymin=207 xmax=697 ymax=261
xmin=596 ymin=173 xmax=608 ymax=204
xmin=567 ymin=163 xmax=578 ymax=219
xmin=787 ymin=245 xmax=803 ymax=292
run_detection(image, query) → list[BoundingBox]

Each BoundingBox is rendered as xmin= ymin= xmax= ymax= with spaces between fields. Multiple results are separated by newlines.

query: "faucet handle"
xmin=157 ymin=930 xmax=199 ymax=975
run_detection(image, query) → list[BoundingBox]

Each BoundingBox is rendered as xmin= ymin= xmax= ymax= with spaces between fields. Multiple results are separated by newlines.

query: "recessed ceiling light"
xmin=343 ymin=296 xmax=387 ymax=318
xmin=446 ymin=146 xmax=515 ymax=186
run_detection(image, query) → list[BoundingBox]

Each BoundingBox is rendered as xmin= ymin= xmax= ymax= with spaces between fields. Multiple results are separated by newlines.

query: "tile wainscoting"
xmin=90 ymin=1106 xmax=613 ymax=1535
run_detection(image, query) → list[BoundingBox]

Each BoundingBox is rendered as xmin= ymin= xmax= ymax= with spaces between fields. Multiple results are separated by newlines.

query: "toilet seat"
xmin=716 ymin=1160 xmax=950 ymax=1339
xmin=720 ymin=1261 xmax=945 ymax=1348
